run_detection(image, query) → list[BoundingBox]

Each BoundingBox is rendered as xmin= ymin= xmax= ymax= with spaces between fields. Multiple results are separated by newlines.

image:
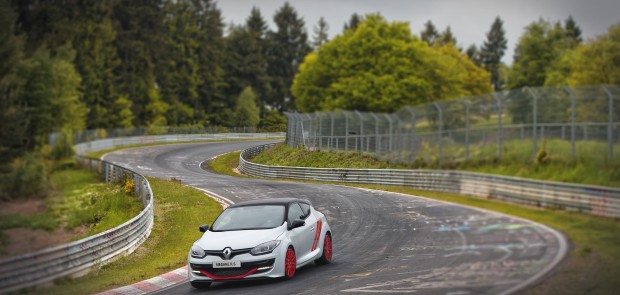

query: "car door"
xmin=287 ymin=203 xmax=316 ymax=261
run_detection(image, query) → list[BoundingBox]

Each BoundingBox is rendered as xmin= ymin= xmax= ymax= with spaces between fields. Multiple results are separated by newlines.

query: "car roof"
xmin=228 ymin=198 xmax=311 ymax=208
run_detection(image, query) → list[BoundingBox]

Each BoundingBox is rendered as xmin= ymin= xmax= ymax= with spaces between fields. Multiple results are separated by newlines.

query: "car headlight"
xmin=250 ymin=240 xmax=281 ymax=255
xmin=190 ymin=244 xmax=206 ymax=258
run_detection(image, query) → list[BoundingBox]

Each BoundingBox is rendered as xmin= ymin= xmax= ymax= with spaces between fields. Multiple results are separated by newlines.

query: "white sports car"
xmin=188 ymin=198 xmax=333 ymax=288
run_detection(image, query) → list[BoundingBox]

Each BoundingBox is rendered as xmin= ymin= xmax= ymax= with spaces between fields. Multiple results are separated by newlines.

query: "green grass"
xmin=213 ymin=150 xmax=620 ymax=295
xmin=206 ymin=151 xmax=249 ymax=178
xmin=84 ymin=138 xmax=283 ymax=159
xmin=0 ymin=166 xmax=143 ymax=255
xmin=49 ymin=168 xmax=143 ymax=238
xmin=27 ymin=177 xmax=222 ymax=295
xmin=252 ymin=142 xmax=620 ymax=187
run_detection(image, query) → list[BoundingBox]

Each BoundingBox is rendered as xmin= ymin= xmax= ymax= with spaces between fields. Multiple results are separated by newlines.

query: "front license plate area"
xmin=213 ymin=261 xmax=241 ymax=268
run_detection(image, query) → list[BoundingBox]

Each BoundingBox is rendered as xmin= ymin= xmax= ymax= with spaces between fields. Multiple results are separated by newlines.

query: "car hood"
xmin=196 ymin=224 xmax=287 ymax=250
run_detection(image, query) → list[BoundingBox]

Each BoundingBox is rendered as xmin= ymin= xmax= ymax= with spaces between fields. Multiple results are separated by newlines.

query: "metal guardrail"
xmin=1 ymin=133 xmax=283 ymax=294
xmin=0 ymin=157 xmax=154 ymax=294
xmin=74 ymin=132 xmax=285 ymax=155
xmin=239 ymin=143 xmax=620 ymax=218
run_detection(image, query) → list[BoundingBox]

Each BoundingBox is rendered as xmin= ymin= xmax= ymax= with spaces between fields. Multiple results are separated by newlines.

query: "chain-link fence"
xmin=285 ymin=85 xmax=620 ymax=167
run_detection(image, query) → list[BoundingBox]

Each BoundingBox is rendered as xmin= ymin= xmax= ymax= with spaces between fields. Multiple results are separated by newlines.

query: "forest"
xmin=1 ymin=0 xmax=619 ymax=199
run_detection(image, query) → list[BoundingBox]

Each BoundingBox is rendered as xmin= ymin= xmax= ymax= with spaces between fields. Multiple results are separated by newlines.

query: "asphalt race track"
xmin=103 ymin=140 xmax=567 ymax=295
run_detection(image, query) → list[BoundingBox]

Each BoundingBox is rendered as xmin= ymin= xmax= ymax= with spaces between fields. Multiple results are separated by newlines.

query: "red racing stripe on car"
xmin=199 ymin=268 xmax=258 ymax=280
xmin=311 ymin=219 xmax=323 ymax=251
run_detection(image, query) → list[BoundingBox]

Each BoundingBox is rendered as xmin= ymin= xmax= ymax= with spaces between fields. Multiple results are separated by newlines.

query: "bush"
xmin=1 ymin=152 xmax=50 ymax=199
xmin=51 ymin=129 xmax=75 ymax=160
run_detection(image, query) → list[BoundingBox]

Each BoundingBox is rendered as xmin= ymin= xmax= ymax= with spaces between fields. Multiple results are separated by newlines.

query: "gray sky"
xmin=217 ymin=0 xmax=620 ymax=64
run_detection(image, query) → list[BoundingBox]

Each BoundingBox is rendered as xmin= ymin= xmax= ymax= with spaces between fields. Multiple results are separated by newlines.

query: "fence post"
xmin=493 ymin=93 xmax=503 ymax=161
xmin=525 ymin=87 xmax=538 ymax=160
xmin=460 ymin=100 xmax=470 ymax=161
xmin=433 ymin=102 xmax=443 ymax=167
xmin=318 ymin=113 xmax=323 ymax=150
xmin=355 ymin=111 xmax=364 ymax=152
xmin=602 ymin=86 xmax=614 ymax=161
xmin=304 ymin=113 xmax=313 ymax=148
xmin=404 ymin=106 xmax=417 ymax=161
xmin=384 ymin=114 xmax=394 ymax=162
xmin=565 ymin=86 xmax=576 ymax=161
xmin=329 ymin=112 xmax=334 ymax=151
xmin=371 ymin=113 xmax=380 ymax=153
xmin=345 ymin=112 xmax=349 ymax=152
xmin=394 ymin=116 xmax=404 ymax=163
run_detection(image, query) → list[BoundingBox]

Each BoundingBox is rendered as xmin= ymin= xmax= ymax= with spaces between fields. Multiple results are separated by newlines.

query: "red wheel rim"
xmin=285 ymin=248 xmax=296 ymax=278
xmin=324 ymin=235 xmax=332 ymax=261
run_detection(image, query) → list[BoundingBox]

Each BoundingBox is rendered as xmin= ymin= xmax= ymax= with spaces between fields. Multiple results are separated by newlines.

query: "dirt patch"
xmin=0 ymin=225 xmax=88 ymax=259
xmin=0 ymin=199 xmax=46 ymax=216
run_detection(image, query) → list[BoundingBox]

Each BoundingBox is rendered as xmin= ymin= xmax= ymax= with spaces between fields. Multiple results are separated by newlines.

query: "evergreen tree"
xmin=480 ymin=16 xmax=508 ymax=91
xmin=466 ymin=44 xmax=482 ymax=66
xmin=437 ymin=26 xmax=457 ymax=46
xmin=343 ymin=13 xmax=363 ymax=32
xmin=420 ymin=20 xmax=439 ymax=46
xmin=564 ymin=15 xmax=583 ymax=45
xmin=266 ymin=2 xmax=311 ymax=112
xmin=196 ymin=0 xmax=227 ymax=123
xmin=247 ymin=6 xmax=267 ymax=36
xmin=113 ymin=0 xmax=165 ymax=126
xmin=72 ymin=2 xmax=121 ymax=128
xmin=234 ymin=87 xmax=260 ymax=128
xmin=313 ymin=17 xmax=329 ymax=49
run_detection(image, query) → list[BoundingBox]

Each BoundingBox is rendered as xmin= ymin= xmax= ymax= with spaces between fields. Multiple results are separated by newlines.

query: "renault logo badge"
xmin=223 ymin=248 xmax=232 ymax=260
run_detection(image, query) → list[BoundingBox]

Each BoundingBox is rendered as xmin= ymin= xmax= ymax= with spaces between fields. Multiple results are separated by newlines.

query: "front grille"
xmin=191 ymin=259 xmax=275 ymax=279
xmin=204 ymin=248 xmax=252 ymax=260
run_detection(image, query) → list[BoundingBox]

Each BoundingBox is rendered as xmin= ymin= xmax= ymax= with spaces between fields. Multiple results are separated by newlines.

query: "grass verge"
xmin=252 ymin=143 xmax=620 ymax=187
xmin=213 ymin=150 xmax=620 ymax=295
xmin=25 ymin=177 xmax=222 ymax=295
xmin=0 ymin=166 xmax=142 ymax=256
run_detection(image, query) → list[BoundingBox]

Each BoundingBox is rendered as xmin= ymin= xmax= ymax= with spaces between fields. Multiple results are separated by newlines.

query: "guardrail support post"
xmin=602 ymin=86 xmax=614 ymax=161
xmin=565 ymin=86 xmax=576 ymax=161
xmin=525 ymin=87 xmax=538 ymax=160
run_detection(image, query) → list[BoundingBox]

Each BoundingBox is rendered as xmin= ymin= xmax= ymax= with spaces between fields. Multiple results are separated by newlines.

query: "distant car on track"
xmin=188 ymin=198 xmax=333 ymax=289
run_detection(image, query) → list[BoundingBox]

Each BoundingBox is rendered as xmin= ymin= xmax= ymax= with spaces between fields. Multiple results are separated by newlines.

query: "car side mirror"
xmin=289 ymin=219 xmax=305 ymax=230
xmin=199 ymin=224 xmax=209 ymax=232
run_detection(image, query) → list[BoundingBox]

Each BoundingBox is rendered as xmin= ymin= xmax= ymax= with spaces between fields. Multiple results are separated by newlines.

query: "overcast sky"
xmin=217 ymin=0 xmax=620 ymax=64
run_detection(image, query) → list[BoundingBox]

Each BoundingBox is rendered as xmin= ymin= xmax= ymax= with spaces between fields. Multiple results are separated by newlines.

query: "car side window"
xmin=299 ymin=203 xmax=311 ymax=219
xmin=287 ymin=203 xmax=305 ymax=224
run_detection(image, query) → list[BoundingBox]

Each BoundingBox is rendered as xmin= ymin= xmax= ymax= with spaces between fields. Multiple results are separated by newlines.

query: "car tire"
xmin=190 ymin=281 xmax=212 ymax=289
xmin=315 ymin=233 xmax=332 ymax=265
xmin=284 ymin=246 xmax=297 ymax=279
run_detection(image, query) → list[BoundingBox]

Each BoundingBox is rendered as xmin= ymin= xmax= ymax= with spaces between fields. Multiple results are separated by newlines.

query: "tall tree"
xmin=312 ymin=17 xmax=329 ymax=49
xmin=436 ymin=26 xmax=457 ymax=46
xmin=72 ymin=2 xmax=122 ymax=129
xmin=508 ymin=20 xmax=570 ymax=89
xmin=420 ymin=20 xmax=439 ymax=46
xmin=466 ymin=44 xmax=482 ymax=66
xmin=564 ymin=15 xmax=583 ymax=45
xmin=343 ymin=13 xmax=363 ymax=32
xmin=480 ymin=16 xmax=508 ymax=91
xmin=293 ymin=14 xmax=491 ymax=113
xmin=266 ymin=2 xmax=311 ymax=112
xmin=196 ymin=0 xmax=227 ymax=123
xmin=113 ymin=0 xmax=165 ymax=126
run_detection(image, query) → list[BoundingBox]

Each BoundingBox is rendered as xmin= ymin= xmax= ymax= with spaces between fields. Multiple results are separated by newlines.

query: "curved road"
xmin=103 ymin=140 xmax=566 ymax=295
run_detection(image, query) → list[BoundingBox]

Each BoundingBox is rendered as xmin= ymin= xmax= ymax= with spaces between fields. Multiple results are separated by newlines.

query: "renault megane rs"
xmin=188 ymin=198 xmax=333 ymax=289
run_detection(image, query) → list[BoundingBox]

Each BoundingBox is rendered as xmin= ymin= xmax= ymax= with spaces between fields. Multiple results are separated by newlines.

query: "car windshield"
xmin=211 ymin=205 xmax=285 ymax=231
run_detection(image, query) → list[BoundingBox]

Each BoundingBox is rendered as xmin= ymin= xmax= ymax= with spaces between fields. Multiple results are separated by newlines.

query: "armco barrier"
xmin=74 ymin=132 xmax=284 ymax=155
xmin=0 ymin=133 xmax=283 ymax=294
xmin=0 ymin=157 xmax=153 ymax=294
xmin=239 ymin=143 xmax=620 ymax=218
